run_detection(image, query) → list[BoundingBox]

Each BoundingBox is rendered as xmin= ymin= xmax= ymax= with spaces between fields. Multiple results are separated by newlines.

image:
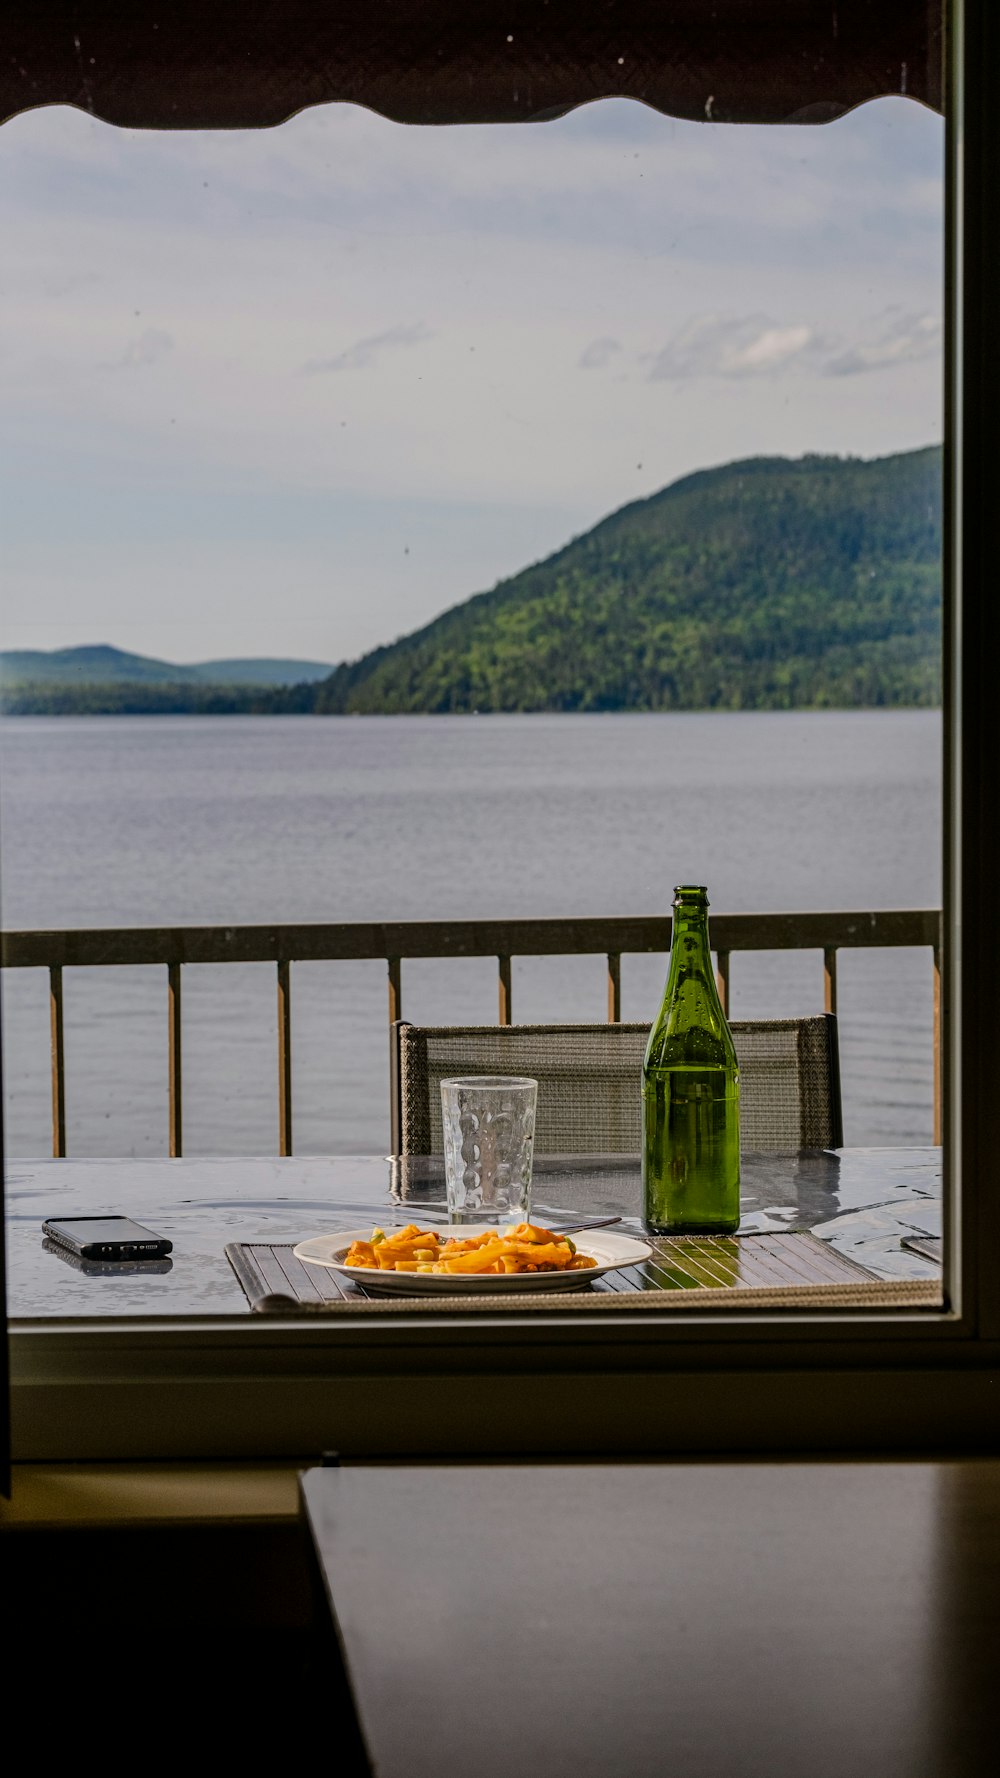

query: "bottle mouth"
xmin=673 ymin=884 xmax=708 ymax=900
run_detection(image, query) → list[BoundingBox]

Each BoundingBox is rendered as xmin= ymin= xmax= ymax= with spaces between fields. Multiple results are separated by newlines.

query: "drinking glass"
xmin=440 ymin=1075 xmax=538 ymax=1222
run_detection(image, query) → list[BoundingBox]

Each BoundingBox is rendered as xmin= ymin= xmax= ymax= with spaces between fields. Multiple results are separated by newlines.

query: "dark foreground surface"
xmin=303 ymin=1457 xmax=1000 ymax=1778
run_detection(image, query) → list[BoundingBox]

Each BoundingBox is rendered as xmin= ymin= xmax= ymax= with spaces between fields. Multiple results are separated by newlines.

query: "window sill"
xmin=9 ymin=1307 xmax=996 ymax=1463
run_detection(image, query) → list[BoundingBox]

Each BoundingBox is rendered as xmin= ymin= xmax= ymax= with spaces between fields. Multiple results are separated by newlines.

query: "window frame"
xmin=9 ymin=0 xmax=999 ymax=1463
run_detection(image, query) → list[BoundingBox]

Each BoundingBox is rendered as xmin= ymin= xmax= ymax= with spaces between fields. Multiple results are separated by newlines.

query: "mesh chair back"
xmin=393 ymin=1016 xmax=842 ymax=1156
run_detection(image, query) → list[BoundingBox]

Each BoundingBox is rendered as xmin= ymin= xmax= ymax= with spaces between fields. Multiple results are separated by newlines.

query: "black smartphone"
xmin=42 ymin=1215 xmax=173 ymax=1261
xmin=42 ymin=1237 xmax=174 ymax=1277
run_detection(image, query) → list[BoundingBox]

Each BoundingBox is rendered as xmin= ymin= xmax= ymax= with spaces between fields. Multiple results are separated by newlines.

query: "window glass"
xmin=1 ymin=89 xmax=944 ymax=1318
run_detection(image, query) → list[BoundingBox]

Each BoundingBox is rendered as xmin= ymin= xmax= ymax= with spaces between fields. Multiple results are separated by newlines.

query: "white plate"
xmin=292 ymin=1223 xmax=653 ymax=1294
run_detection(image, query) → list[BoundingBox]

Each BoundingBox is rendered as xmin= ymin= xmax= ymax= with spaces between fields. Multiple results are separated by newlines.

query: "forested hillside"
xmin=316 ymin=447 xmax=942 ymax=714
xmin=3 ymin=448 xmax=941 ymax=716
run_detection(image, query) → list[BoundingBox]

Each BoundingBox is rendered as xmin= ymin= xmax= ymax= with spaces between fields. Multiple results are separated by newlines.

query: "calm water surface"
xmin=0 ymin=711 xmax=941 ymax=1156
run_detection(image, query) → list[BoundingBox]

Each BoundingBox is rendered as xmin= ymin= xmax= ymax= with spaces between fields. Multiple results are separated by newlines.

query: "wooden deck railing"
xmin=1 ymin=909 xmax=943 ymax=1157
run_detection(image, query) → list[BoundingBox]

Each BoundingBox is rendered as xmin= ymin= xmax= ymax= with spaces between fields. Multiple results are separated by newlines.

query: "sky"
xmin=0 ymin=92 xmax=943 ymax=666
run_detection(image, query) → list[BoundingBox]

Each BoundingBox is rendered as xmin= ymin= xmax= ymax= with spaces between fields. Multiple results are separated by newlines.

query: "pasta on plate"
xmin=342 ymin=1221 xmax=597 ymax=1276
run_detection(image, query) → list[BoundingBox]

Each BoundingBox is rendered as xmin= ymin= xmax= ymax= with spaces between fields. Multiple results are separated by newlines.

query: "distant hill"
xmin=2 ymin=448 xmax=942 ymax=715
xmin=185 ymin=656 xmax=336 ymax=686
xmin=0 ymin=645 xmax=335 ymax=703
xmin=315 ymin=446 xmax=942 ymax=714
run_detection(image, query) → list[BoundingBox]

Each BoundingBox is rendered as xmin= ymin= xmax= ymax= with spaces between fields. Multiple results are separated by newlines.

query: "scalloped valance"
xmin=1 ymin=2 xmax=943 ymax=134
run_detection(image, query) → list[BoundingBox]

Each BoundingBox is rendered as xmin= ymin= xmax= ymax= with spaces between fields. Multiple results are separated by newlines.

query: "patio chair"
xmin=391 ymin=1015 xmax=843 ymax=1156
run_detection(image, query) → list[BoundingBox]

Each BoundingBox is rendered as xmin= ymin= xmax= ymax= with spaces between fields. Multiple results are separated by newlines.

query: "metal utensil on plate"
xmin=543 ymin=1216 xmax=623 ymax=1234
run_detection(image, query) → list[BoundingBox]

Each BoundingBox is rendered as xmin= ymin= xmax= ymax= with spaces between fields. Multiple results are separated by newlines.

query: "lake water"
xmin=0 ymin=711 xmax=941 ymax=1157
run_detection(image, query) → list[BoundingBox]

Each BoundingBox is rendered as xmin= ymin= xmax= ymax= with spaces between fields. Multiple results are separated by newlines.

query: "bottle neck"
xmin=644 ymin=888 xmax=734 ymax=1067
xmin=665 ymin=897 xmax=717 ymax=994
xmin=661 ymin=896 xmax=715 ymax=1024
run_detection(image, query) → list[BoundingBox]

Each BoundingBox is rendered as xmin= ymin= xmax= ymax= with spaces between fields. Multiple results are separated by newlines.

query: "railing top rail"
xmin=0 ymin=909 xmax=943 ymax=970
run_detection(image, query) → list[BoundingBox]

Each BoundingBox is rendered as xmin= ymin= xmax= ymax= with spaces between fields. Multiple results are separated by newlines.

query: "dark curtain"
xmin=2 ymin=2 xmax=942 ymax=133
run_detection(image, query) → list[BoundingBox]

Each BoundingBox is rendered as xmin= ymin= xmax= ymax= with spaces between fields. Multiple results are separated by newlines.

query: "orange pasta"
xmin=342 ymin=1221 xmax=596 ymax=1275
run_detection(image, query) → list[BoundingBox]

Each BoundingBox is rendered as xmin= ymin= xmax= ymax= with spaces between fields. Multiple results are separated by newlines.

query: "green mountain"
xmin=2 ymin=448 xmax=942 ymax=716
xmin=0 ymin=644 xmax=334 ymax=691
xmin=315 ymin=446 xmax=942 ymax=715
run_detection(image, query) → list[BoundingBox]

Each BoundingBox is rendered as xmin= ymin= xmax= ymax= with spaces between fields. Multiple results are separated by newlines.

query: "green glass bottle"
xmin=642 ymin=884 xmax=741 ymax=1234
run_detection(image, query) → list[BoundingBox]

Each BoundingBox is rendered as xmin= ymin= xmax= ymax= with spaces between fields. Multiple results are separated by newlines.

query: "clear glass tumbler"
xmin=440 ymin=1075 xmax=538 ymax=1222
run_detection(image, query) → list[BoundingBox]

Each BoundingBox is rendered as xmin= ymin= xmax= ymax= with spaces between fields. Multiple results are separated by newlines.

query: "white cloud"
xmin=824 ymin=309 xmax=942 ymax=376
xmin=647 ymin=314 xmax=820 ymax=381
xmin=302 ymin=321 xmax=431 ymax=374
xmin=579 ymin=336 xmax=622 ymax=369
xmin=733 ymin=325 xmax=814 ymax=371
xmin=110 ymin=327 xmax=174 ymax=370
xmin=643 ymin=308 xmax=943 ymax=386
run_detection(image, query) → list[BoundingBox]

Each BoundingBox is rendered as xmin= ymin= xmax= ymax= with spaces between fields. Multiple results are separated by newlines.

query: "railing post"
xmin=49 ymin=964 xmax=66 ymax=1157
xmin=925 ymin=938 xmax=932 ymax=1145
xmin=607 ymin=952 xmax=621 ymax=1023
xmin=388 ymin=956 xmax=402 ymax=1026
xmin=715 ymin=951 xmax=730 ymax=1017
xmin=0 ymin=911 xmax=945 ymax=1156
xmin=824 ymin=946 xmax=839 ymax=1014
xmin=278 ymin=959 xmax=292 ymax=1156
xmin=498 ymin=955 xmax=512 ymax=1025
xmin=168 ymin=962 xmax=182 ymax=1158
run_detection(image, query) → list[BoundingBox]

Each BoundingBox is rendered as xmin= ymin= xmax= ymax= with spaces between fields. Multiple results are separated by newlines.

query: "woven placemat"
xmin=226 ymin=1231 xmax=941 ymax=1315
xmin=900 ymin=1234 xmax=942 ymax=1263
